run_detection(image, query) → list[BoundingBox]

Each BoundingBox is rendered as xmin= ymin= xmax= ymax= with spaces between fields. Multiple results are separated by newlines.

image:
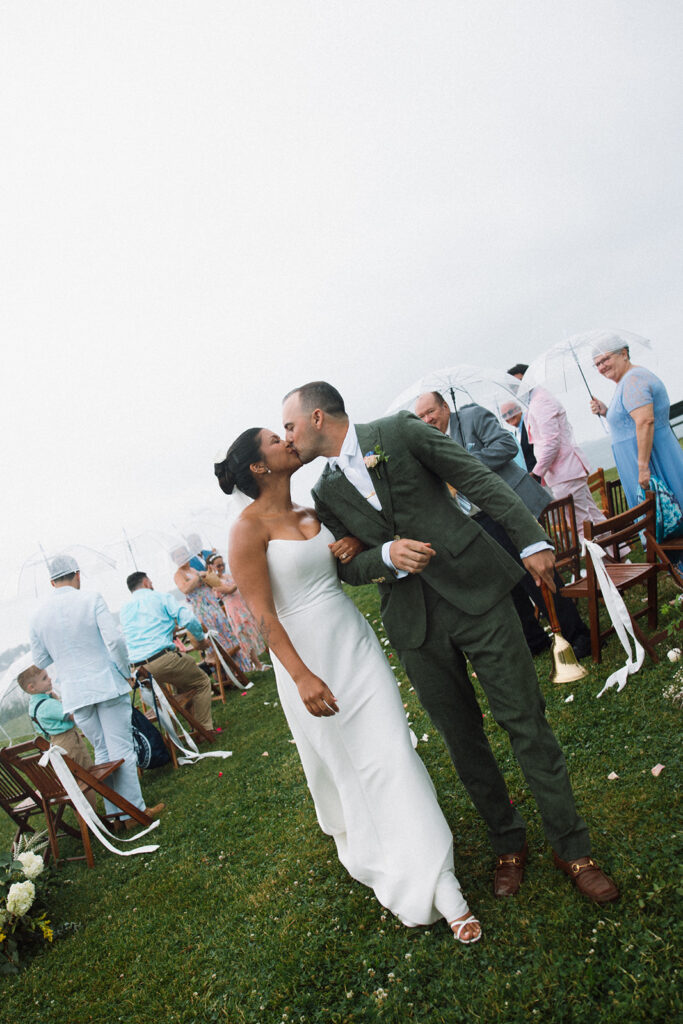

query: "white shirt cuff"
xmin=519 ymin=540 xmax=554 ymax=559
xmin=382 ymin=541 xmax=408 ymax=579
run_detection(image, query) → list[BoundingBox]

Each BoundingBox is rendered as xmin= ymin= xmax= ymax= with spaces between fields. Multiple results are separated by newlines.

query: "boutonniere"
xmin=363 ymin=445 xmax=390 ymax=476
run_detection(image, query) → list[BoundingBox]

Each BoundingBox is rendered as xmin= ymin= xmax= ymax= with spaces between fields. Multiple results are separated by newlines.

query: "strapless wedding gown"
xmin=267 ymin=524 xmax=467 ymax=927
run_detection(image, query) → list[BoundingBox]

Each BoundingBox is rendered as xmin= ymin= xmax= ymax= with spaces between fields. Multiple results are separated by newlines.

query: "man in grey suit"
xmin=283 ymin=381 xmax=618 ymax=904
xmin=414 ymin=392 xmax=591 ymax=658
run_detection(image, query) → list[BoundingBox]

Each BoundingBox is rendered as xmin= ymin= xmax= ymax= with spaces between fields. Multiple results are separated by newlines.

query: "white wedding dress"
xmin=267 ymin=523 xmax=467 ymax=927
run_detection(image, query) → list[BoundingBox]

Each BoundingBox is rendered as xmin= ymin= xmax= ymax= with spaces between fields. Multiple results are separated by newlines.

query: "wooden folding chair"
xmin=643 ymin=488 xmax=683 ymax=589
xmin=540 ymin=495 xmax=582 ymax=582
xmin=606 ymin=478 xmax=629 ymax=517
xmin=0 ymin=756 xmax=45 ymax=854
xmin=1 ymin=740 xmax=150 ymax=868
xmin=561 ymin=494 xmax=663 ymax=663
xmin=587 ymin=468 xmax=610 ymax=516
xmin=209 ymin=635 xmax=252 ymax=692
xmin=138 ymin=673 xmax=215 ymax=747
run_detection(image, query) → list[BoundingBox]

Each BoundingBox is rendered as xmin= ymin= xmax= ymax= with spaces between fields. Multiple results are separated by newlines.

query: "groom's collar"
xmin=327 ymin=423 xmax=359 ymax=470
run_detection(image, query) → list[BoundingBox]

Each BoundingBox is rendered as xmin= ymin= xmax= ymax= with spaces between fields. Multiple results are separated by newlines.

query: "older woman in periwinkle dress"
xmin=590 ymin=340 xmax=683 ymax=566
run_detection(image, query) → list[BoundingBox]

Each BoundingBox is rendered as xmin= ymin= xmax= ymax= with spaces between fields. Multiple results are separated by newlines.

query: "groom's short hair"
xmin=283 ymin=381 xmax=346 ymax=418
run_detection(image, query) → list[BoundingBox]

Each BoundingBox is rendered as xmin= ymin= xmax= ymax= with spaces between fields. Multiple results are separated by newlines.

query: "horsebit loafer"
xmin=553 ymin=852 xmax=619 ymax=904
xmin=493 ymin=841 xmax=528 ymax=896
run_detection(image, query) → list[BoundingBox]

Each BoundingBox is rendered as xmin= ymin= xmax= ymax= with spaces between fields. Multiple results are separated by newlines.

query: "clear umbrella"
xmin=0 ymin=650 xmax=34 ymax=742
xmin=386 ymin=364 xmax=525 ymax=419
xmin=17 ymin=544 xmax=118 ymax=600
xmin=516 ymin=329 xmax=652 ymax=399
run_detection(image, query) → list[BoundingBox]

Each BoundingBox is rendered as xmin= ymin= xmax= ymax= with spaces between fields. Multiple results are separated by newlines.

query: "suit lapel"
xmin=356 ymin=422 xmax=396 ymax=534
xmin=320 ymin=463 xmax=387 ymax=529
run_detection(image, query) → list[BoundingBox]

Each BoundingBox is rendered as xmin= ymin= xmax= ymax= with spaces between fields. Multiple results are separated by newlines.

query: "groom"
xmin=282 ymin=381 xmax=618 ymax=904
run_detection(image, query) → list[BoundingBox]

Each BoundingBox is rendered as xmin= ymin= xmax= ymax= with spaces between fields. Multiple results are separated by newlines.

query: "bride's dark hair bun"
xmin=214 ymin=427 xmax=263 ymax=499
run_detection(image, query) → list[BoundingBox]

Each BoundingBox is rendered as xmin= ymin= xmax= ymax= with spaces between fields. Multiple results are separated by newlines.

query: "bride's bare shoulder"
xmin=230 ymin=508 xmax=269 ymax=549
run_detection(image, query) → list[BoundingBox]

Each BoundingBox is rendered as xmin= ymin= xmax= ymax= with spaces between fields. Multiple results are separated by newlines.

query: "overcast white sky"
xmin=2 ymin=1 xmax=682 ymax=647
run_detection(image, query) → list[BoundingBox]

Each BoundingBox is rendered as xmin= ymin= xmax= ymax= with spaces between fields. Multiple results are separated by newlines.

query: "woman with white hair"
xmin=590 ymin=341 xmax=683 ymax=518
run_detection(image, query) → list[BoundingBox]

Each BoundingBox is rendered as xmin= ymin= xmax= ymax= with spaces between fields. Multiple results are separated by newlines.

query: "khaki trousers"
xmin=143 ymin=650 xmax=213 ymax=730
xmin=49 ymin=727 xmax=97 ymax=810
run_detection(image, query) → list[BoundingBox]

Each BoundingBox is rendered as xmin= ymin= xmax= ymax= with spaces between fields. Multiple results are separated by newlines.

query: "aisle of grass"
xmin=1 ymin=582 xmax=681 ymax=1023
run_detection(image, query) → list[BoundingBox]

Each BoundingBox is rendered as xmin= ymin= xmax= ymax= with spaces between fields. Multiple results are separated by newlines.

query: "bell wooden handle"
xmin=540 ymin=581 xmax=561 ymax=635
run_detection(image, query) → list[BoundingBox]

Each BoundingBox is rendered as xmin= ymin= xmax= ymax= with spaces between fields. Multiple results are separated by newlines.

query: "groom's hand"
xmin=390 ymin=539 xmax=436 ymax=574
xmin=296 ymin=671 xmax=340 ymax=717
xmin=522 ymin=549 xmax=556 ymax=591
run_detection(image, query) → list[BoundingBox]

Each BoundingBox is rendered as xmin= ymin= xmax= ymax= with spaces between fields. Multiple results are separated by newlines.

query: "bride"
xmin=215 ymin=427 xmax=481 ymax=944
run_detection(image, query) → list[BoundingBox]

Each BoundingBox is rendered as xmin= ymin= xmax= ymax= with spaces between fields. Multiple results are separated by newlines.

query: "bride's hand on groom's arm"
xmin=295 ymin=670 xmax=340 ymax=717
xmin=329 ymin=536 xmax=365 ymax=563
xmin=389 ymin=539 xmax=436 ymax=574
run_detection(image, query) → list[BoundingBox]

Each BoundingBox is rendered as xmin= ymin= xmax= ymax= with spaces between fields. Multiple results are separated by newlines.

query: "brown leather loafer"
xmin=494 ymin=841 xmax=528 ymax=896
xmin=553 ymin=852 xmax=619 ymax=904
xmin=124 ymin=802 xmax=165 ymax=831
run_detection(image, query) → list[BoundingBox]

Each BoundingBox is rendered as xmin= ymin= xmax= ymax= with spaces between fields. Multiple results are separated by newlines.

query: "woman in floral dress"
xmin=206 ymin=554 xmax=266 ymax=670
xmin=172 ymin=548 xmax=253 ymax=674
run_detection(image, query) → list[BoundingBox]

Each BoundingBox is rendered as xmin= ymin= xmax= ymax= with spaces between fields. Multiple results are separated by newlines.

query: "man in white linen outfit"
xmin=29 ymin=555 xmax=163 ymax=826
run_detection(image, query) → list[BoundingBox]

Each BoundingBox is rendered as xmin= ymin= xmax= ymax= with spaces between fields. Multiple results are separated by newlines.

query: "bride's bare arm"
xmin=229 ymin=517 xmax=339 ymax=717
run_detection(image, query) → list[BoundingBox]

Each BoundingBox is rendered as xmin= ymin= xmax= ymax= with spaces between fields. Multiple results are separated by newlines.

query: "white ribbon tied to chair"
xmin=141 ymin=677 xmax=232 ymax=765
xmin=37 ymin=744 xmax=160 ymax=857
xmin=583 ymin=539 xmax=645 ymax=697
xmin=207 ymin=630 xmax=254 ymax=690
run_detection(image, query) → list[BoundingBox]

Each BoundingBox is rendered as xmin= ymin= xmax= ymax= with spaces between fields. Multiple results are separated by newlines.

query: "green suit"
xmin=313 ymin=412 xmax=590 ymax=859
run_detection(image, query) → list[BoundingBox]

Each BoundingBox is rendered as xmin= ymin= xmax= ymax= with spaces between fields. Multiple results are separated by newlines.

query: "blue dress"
xmin=606 ymin=367 xmax=683 ymax=508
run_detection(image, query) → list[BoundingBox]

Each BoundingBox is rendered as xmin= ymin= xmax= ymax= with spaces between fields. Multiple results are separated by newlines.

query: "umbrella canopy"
xmin=0 ymin=650 xmax=35 ymax=743
xmin=517 ymin=329 xmax=652 ymax=399
xmin=386 ymin=365 xmax=525 ymax=418
xmin=17 ymin=544 xmax=118 ymax=601
xmin=103 ymin=528 xmax=187 ymax=597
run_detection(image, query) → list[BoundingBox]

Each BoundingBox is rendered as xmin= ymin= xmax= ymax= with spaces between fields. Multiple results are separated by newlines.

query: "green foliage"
xmin=0 ymin=583 xmax=681 ymax=1021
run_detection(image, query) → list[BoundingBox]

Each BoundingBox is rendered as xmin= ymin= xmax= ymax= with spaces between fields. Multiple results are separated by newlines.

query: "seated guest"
xmin=173 ymin=548 xmax=254 ymax=674
xmin=18 ymin=665 xmax=97 ymax=808
xmin=120 ymin=572 xmax=216 ymax=736
xmin=415 ymin=391 xmax=592 ymax=659
xmin=206 ymin=553 xmax=266 ymax=670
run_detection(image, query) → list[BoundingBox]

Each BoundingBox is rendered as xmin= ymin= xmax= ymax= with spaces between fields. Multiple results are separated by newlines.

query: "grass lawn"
xmin=1 ymin=581 xmax=681 ymax=1023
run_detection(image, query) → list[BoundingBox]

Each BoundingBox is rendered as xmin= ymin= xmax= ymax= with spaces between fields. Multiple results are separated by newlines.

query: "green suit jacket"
xmin=312 ymin=411 xmax=550 ymax=650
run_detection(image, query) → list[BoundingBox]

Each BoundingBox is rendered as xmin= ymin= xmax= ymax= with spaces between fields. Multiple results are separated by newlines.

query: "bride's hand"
xmin=329 ymin=536 xmax=365 ymax=564
xmin=296 ymin=671 xmax=339 ymax=717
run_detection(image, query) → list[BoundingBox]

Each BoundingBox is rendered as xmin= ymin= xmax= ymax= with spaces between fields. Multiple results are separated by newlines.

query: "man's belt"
xmin=130 ymin=646 xmax=177 ymax=669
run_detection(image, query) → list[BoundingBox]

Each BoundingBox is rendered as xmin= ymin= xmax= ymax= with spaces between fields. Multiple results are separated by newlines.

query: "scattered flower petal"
xmin=607 ymin=771 xmax=619 ymax=780
xmin=564 ymin=694 xmax=574 ymax=703
xmin=667 ymin=648 xmax=681 ymax=662
xmin=651 ymin=763 xmax=665 ymax=777
xmin=262 ymin=751 xmax=269 ymax=757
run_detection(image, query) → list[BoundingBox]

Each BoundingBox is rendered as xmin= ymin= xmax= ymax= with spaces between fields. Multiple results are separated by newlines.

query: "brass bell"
xmin=540 ymin=582 xmax=588 ymax=683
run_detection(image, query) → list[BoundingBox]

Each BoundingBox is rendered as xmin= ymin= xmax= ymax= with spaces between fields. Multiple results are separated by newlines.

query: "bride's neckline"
xmin=268 ymin=525 xmax=322 ymax=544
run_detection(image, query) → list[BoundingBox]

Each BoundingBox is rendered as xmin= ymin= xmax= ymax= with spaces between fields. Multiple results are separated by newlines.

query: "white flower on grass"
xmin=7 ymin=880 xmax=36 ymax=917
xmin=16 ymin=851 xmax=44 ymax=880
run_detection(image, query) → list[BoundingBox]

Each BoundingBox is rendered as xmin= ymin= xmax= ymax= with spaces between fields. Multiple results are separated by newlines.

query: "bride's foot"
xmin=449 ymin=912 xmax=482 ymax=945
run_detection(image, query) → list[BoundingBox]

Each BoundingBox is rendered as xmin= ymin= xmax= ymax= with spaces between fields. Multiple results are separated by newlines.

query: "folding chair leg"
xmin=631 ymin=618 xmax=660 ymax=663
xmin=77 ymin=813 xmax=95 ymax=868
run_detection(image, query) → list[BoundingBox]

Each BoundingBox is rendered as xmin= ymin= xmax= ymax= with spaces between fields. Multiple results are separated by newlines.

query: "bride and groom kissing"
xmin=214 ymin=381 xmax=619 ymax=945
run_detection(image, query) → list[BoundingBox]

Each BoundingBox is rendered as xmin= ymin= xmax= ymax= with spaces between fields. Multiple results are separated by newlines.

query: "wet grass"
xmin=1 ymin=582 xmax=681 ymax=1023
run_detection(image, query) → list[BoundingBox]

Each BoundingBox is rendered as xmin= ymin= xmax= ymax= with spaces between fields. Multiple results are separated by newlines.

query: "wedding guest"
xmin=507 ymin=363 xmax=605 ymax=541
xmin=172 ymin=547 xmax=253 ymax=674
xmin=590 ymin=340 xmax=683 ymax=572
xmin=415 ymin=392 xmax=591 ymax=659
xmin=186 ymin=533 xmax=216 ymax=572
xmin=120 ymin=572 xmax=216 ymax=735
xmin=29 ymin=555 xmax=163 ymax=830
xmin=206 ymin=554 xmax=266 ymax=670
xmin=500 ymin=397 xmax=535 ymax=473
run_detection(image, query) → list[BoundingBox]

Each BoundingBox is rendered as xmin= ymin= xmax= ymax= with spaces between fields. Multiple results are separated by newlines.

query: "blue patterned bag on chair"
xmin=638 ymin=476 xmax=683 ymax=542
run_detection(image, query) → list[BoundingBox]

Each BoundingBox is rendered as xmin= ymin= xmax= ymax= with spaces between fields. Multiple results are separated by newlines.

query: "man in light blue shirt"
xmin=119 ymin=572 xmax=215 ymax=733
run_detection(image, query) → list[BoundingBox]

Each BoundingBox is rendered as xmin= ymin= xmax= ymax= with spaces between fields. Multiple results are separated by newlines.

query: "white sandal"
xmin=450 ymin=914 xmax=482 ymax=945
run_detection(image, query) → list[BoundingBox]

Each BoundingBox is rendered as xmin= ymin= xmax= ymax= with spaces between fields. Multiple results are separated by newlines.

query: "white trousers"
xmin=551 ymin=477 xmax=606 ymax=542
xmin=73 ymin=694 xmax=145 ymax=818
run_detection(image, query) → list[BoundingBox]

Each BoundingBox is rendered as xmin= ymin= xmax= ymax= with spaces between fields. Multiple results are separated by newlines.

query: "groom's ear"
xmin=311 ymin=408 xmax=325 ymax=431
